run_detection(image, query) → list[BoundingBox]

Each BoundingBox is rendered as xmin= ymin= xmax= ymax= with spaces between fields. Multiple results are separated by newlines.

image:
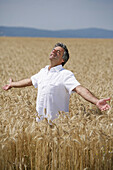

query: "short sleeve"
xmin=31 ymin=73 xmax=39 ymax=88
xmin=63 ymin=71 xmax=80 ymax=95
xmin=31 ymin=68 xmax=43 ymax=88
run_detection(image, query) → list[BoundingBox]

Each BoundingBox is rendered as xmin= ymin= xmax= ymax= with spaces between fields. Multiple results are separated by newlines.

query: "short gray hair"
xmin=54 ymin=43 xmax=69 ymax=66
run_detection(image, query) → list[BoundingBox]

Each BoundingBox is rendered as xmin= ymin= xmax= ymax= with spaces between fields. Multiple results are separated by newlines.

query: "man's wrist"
xmin=10 ymin=82 xmax=13 ymax=88
xmin=95 ymin=99 xmax=100 ymax=106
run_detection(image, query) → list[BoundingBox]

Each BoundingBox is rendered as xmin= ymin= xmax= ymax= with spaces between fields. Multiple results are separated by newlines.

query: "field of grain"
xmin=0 ymin=37 xmax=113 ymax=170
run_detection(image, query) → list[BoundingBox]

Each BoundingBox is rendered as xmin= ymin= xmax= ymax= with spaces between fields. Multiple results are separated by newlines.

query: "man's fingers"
xmin=9 ymin=78 xmax=12 ymax=83
xmin=101 ymin=104 xmax=111 ymax=111
xmin=9 ymin=78 xmax=12 ymax=84
xmin=107 ymin=105 xmax=111 ymax=110
xmin=2 ymin=85 xmax=7 ymax=90
xmin=2 ymin=84 xmax=10 ymax=90
xmin=104 ymin=98 xmax=111 ymax=102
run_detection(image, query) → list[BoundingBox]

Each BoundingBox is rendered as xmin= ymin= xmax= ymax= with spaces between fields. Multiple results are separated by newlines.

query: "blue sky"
xmin=0 ymin=0 xmax=113 ymax=30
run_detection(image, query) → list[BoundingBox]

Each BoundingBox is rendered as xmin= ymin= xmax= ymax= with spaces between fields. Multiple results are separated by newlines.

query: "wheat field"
xmin=0 ymin=37 xmax=113 ymax=170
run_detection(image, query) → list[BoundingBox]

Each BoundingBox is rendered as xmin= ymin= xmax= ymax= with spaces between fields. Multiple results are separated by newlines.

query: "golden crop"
xmin=0 ymin=37 xmax=113 ymax=170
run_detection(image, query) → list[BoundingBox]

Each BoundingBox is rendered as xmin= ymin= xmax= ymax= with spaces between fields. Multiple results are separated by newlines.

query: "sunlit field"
xmin=0 ymin=37 xmax=113 ymax=170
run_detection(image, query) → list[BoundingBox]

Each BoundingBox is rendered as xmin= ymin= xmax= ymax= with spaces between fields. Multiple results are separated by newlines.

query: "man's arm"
xmin=73 ymin=85 xmax=111 ymax=111
xmin=2 ymin=78 xmax=33 ymax=91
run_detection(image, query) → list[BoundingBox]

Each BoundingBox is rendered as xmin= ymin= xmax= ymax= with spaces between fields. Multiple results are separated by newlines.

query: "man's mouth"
xmin=50 ymin=53 xmax=57 ymax=58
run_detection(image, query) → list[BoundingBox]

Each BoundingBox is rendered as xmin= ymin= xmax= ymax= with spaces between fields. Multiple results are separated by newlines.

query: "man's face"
xmin=49 ymin=46 xmax=64 ymax=65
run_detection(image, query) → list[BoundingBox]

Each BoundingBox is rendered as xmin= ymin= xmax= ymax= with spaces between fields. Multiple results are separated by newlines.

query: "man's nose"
xmin=52 ymin=49 xmax=56 ymax=53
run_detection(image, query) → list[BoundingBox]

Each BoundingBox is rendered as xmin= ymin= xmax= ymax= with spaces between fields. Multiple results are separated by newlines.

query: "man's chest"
xmin=38 ymin=71 xmax=65 ymax=94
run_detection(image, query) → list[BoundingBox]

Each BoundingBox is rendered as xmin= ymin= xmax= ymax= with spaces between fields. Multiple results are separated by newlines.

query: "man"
xmin=3 ymin=43 xmax=111 ymax=122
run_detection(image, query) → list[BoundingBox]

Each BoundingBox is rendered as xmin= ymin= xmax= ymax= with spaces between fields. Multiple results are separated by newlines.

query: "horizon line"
xmin=0 ymin=25 xmax=113 ymax=32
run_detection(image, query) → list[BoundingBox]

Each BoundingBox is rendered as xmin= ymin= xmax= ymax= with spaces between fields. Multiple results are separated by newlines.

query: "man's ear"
xmin=61 ymin=55 xmax=65 ymax=65
xmin=62 ymin=58 xmax=64 ymax=62
xmin=61 ymin=59 xmax=65 ymax=66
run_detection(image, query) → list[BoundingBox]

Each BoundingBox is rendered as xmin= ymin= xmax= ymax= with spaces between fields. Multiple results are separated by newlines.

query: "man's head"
xmin=54 ymin=43 xmax=69 ymax=66
xmin=49 ymin=43 xmax=69 ymax=66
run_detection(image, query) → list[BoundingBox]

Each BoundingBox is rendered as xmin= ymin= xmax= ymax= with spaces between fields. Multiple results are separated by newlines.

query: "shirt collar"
xmin=45 ymin=65 xmax=63 ymax=72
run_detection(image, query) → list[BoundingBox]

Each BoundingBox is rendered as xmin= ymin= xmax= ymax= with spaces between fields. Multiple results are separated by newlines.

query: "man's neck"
xmin=49 ymin=64 xmax=61 ymax=70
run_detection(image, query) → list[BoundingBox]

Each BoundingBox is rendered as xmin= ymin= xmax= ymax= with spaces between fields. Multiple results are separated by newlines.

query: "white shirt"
xmin=31 ymin=65 xmax=80 ymax=122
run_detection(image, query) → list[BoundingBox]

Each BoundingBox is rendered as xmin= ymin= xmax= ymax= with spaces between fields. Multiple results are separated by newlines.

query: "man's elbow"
xmin=27 ymin=78 xmax=33 ymax=86
xmin=73 ymin=85 xmax=83 ymax=94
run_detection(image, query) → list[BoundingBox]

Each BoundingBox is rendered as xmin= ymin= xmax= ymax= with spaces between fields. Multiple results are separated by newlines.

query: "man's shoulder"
xmin=32 ymin=66 xmax=47 ymax=76
xmin=39 ymin=65 xmax=49 ymax=72
xmin=60 ymin=68 xmax=74 ymax=75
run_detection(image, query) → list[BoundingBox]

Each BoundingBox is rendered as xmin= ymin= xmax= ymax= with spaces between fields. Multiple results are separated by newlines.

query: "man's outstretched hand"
xmin=96 ymin=98 xmax=111 ymax=111
xmin=2 ymin=78 xmax=13 ymax=91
